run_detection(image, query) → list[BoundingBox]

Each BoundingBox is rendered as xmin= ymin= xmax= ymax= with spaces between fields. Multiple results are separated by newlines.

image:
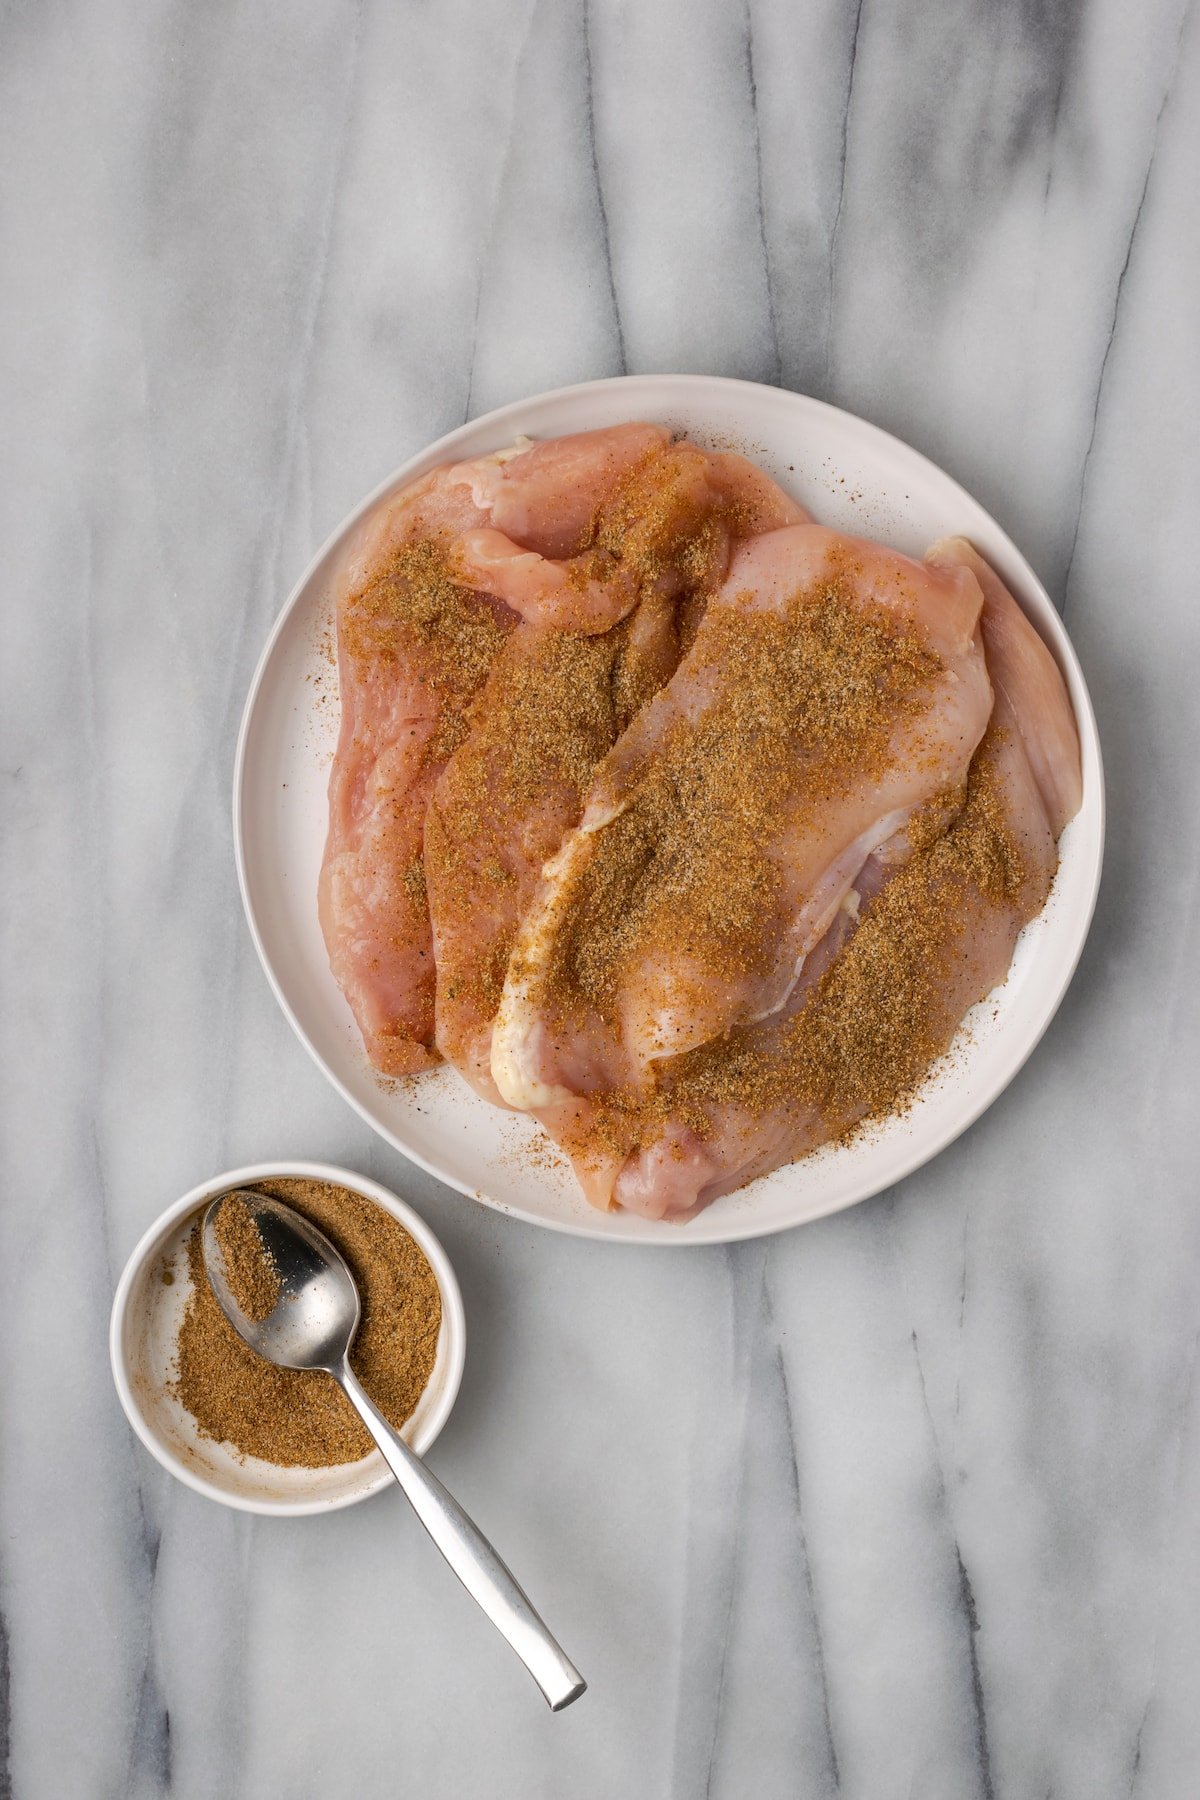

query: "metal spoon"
xmin=202 ymin=1190 xmax=586 ymax=1710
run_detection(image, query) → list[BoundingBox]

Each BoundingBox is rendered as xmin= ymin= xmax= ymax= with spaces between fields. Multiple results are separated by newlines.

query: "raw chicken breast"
xmin=555 ymin=690 xmax=1060 ymax=1220
xmin=455 ymin=422 xmax=671 ymax=558
xmin=925 ymin=538 xmax=1082 ymax=833
xmin=321 ymin=410 xmax=1083 ymax=1229
xmin=425 ymin=594 xmax=681 ymax=1102
xmin=320 ymin=424 xmax=677 ymax=1074
xmin=491 ymin=525 xmax=992 ymax=1110
xmin=427 ymin=454 xmax=806 ymax=1101
xmin=319 ymin=504 xmax=508 ymax=1075
xmin=552 ymin=548 xmax=1082 ymax=1222
xmin=454 ymin=441 xmax=809 ymax=634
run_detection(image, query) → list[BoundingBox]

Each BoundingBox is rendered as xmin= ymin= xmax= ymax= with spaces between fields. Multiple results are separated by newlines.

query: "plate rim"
xmin=233 ymin=373 xmax=1105 ymax=1246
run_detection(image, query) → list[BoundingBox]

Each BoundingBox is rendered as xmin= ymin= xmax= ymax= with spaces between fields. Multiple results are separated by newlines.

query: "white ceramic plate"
xmin=234 ymin=376 xmax=1104 ymax=1245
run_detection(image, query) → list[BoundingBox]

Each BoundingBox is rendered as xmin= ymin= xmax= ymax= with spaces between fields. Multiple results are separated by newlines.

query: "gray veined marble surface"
xmin=1 ymin=0 xmax=1198 ymax=1794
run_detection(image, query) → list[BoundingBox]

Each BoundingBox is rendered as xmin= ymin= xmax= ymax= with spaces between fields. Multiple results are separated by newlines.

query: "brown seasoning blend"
xmin=172 ymin=1178 xmax=442 ymax=1468
xmin=211 ymin=1196 xmax=280 ymax=1324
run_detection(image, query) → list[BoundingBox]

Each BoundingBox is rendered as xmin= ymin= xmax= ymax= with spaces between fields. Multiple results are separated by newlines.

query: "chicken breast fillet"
xmin=454 ymin=442 xmax=808 ymax=633
xmin=534 ymin=543 xmax=1082 ymax=1220
xmin=319 ymin=424 xmax=677 ymax=1074
xmin=426 ymin=456 xmax=809 ymax=1102
xmin=491 ymin=525 xmax=993 ymax=1111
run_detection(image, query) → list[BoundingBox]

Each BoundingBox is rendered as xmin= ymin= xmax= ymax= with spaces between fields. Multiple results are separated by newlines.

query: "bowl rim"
xmin=233 ymin=373 xmax=1105 ymax=1244
xmin=109 ymin=1159 xmax=467 ymax=1516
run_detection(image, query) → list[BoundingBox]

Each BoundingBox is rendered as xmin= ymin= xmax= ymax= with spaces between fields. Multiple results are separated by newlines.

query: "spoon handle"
xmin=337 ymin=1363 xmax=586 ymax=1710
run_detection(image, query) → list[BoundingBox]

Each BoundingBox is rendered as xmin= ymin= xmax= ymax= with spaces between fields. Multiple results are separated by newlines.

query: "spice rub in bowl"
xmin=108 ymin=1162 xmax=465 ymax=1514
xmin=174 ymin=1178 xmax=442 ymax=1468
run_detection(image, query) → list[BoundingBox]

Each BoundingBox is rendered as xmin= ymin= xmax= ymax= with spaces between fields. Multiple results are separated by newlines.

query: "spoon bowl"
xmin=203 ymin=1191 xmax=361 ymax=1372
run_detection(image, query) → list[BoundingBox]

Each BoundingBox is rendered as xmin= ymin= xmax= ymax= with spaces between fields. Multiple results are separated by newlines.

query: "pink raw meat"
xmin=426 ymin=459 xmax=808 ymax=1102
xmin=319 ymin=424 xmax=678 ymax=1074
xmin=454 ymin=442 xmax=809 ymax=634
xmin=490 ymin=525 xmax=993 ymax=1112
xmin=544 ymin=544 xmax=1081 ymax=1221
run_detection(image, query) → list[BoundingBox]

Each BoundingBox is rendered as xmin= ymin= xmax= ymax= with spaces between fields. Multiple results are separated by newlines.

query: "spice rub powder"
xmin=171 ymin=1178 xmax=442 ymax=1468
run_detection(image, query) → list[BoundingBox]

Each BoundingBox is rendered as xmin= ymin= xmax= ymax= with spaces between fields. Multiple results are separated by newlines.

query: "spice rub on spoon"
xmin=202 ymin=1191 xmax=586 ymax=1710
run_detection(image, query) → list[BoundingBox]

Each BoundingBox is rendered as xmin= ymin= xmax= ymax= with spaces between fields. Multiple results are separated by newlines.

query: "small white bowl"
xmin=109 ymin=1160 xmax=466 ymax=1515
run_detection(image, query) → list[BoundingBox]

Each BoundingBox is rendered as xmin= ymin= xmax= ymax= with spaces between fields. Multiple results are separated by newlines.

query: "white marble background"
xmin=1 ymin=0 xmax=1198 ymax=1794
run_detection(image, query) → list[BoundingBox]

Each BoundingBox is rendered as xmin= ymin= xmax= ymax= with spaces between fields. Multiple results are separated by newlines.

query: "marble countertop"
xmin=2 ymin=0 xmax=1198 ymax=1794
